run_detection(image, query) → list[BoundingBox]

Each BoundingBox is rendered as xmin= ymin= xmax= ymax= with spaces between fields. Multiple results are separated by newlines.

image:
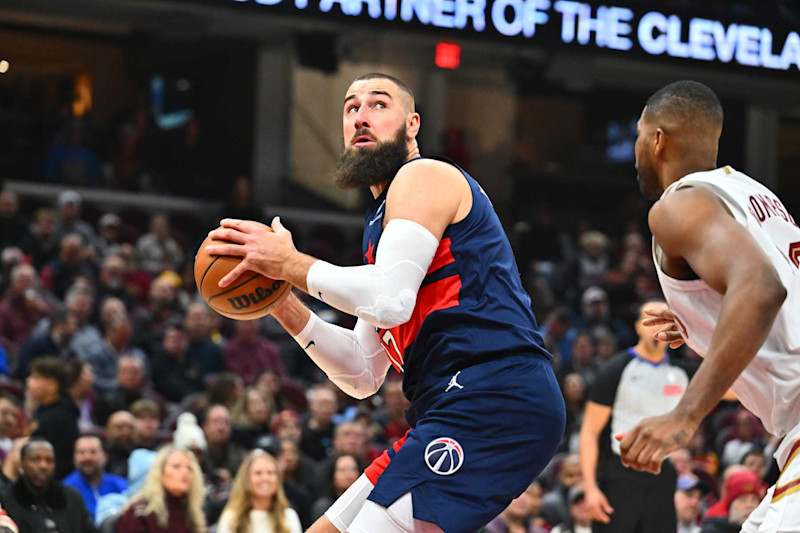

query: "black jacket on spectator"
xmin=0 ymin=478 xmax=96 ymax=533
xmin=186 ymin=340 xmax=225 ymax=380
xmin=151 ymin=350 xmax=206 ymax=403
xmin=32 ymin=396 xmax=80 ymax=480
xmin=700 ymin=517 xmax=740 ymax=533
xmin=300 ymin=416 xmax=334 ymax=462
xmin=92 ymin=387 xmax=163 ymax=427
xmin=17 ymin=332 xmax=75 ymax=378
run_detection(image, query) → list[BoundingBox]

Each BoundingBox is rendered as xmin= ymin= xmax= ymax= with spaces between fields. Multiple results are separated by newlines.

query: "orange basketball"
xmin=194 ymin=222 xmax=291 ymax=320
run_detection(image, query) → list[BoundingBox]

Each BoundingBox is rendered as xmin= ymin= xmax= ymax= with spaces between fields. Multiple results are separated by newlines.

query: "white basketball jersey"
xmin=653 ymin=166 xmax=800 ymax=444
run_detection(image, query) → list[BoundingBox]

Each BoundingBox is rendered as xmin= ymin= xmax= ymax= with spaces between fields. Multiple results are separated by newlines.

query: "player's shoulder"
xmin=393 ymin=157 xmax=464 ymax=185
xmin=649 ymin=185 xmax=725 ymax=238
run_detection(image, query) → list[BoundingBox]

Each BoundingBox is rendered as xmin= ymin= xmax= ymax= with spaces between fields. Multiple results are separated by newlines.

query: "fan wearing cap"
xmin=699 ymin=471 xmax=765 ymax=533
xmin=675 ymin=474 xmax=707 ymax=533
xmin=53 ymin=190 xmax=95 ymax=245
xmin=551 ymin=483 xmax=592 ymax=533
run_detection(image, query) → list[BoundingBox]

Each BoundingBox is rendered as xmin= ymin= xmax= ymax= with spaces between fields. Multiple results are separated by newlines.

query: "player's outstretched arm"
xmin=619 ymin=187 xmax=786 ymax=473
xmin=271 ymin=292 xmax=390 ymax=399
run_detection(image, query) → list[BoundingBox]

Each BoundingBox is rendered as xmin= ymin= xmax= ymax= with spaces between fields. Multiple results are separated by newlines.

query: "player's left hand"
xmin=615 ymin=411 xmax=696 ymax=474
xmin=206 ymin=217 xmax=298 ymax=287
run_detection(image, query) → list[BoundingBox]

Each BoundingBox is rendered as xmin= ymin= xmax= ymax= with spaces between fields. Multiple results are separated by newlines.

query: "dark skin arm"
xmin=618 ymin=186 xmax=786 ymax=473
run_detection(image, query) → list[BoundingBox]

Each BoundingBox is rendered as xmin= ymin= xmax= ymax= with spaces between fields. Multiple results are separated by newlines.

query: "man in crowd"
xmin=0 ymin=394 xmax=20 ymax=463
xmin=540 ymin=454 xmax=582 ymax=527
xmin=699 ymin=471 xmax=764 ymax=533
xmin=17 ymin=309 xmax=77 ymax=378
xmin=0 ymin=264 xmax=51 ymax=359
xmin=675 ymin=474 xmax=704 ymax=533
xmin=301 ymin=385 xmax=337 ymax=462
xmin=63 ymin=436 xmax=128 ymax=520
xmin=201 ymin=404 xmax=246 ymax=485
xmin=223 ymin=319 xmax=286 ymax=384
xmin=0 ymin=439 xmax=95 ymax=532
xmin=27 ymin=357 xmax=79 ymax=479
xmin=104 ymin=411 xmax=137 ymax=477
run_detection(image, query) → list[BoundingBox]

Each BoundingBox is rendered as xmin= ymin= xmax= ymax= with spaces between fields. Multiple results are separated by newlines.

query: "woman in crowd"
xmin=310 ymin=454 xmax=361 ymax=522
xmin=231 ymin=386 xmax=274 ymax=449
xmin=217 ymin=450 xmax=302 ymax=533
xmin=116 ymin=445 xmax=206 ymax=533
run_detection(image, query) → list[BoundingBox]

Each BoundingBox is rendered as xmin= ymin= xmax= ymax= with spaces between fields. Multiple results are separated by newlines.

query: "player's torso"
xmin=362 ymin=157 xmax=548 ymax=411
xmin=653 ymin=165 xmax=800 ymax=437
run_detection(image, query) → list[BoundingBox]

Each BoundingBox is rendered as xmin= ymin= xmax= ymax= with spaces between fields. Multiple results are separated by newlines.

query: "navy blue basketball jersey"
xmin=362 ymin=157 xmax=550 ymax=421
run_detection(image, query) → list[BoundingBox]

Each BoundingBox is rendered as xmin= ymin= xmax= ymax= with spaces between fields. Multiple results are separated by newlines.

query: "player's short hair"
xmin=645 ymin=80 xmax=723 ymax=128
xmin=352 ymin=72 xmax=415 ymax=112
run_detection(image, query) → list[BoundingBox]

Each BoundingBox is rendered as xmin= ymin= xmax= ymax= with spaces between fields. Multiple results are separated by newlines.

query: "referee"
xmin=579 ymin=300 xmax=689 ymax=532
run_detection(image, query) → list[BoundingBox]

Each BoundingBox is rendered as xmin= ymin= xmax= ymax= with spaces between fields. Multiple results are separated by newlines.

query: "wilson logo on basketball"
xmin=228 ymin=280 xmax=285 ymax=310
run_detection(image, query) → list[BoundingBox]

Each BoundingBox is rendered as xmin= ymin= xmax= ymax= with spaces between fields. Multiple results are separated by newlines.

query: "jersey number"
xmin=381 ymin=330 xmax=405 ymax=372
xmin=789 ymin=242 xmax=800 ymax=268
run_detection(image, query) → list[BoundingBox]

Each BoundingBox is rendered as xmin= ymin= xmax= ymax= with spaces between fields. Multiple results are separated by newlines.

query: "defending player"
xmin=618 ymin=80 xmax=800 ymax=532
xmin=206 ymin=73 xmax=566 ymax=532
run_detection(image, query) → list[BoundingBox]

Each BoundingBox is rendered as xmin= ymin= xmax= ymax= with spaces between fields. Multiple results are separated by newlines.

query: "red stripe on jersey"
xmin=427 ymin=238 xmax=455 ymax=274
xmin=379 ymin=275 xmax=462 ymax=372
xmin=365 ymin=431 xmax=410 ymax=485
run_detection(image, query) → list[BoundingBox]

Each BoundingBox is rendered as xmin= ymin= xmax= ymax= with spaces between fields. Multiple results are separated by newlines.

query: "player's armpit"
xmin=384 ymin=159 xmax=471 ymax=240
xmin=649 ymin=187 xmax=784 ymax=298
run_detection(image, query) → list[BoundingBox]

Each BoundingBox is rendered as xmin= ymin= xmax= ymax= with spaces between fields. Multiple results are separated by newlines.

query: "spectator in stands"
xmin=94 ymin=255 xmax=137 ymax=315
xmin=574 ymin=286 xmax=635 ymax=350
xmin=0 ymin=264 xmax=51 ymax=358
xmin=41 ymin=233 xmax=93 ymax=303
xmin=95 ymin=214 xmax=124 ymax=261
xmin=721 ymin=409 xmax=764 ymax=468
xmin=27 ymin=357 xmax=79 ymax=479
xmin=131 ymin=399 xmax=163 ymax=450
xmin=688 ymin=431 xmax=720 ymax=477
xmin=117 ymin=243 xmax=153 ymax=307
xmin=300 ymin=385 xmax=337 ymax=462
xmin=703 ymin=465 xmax=749 ymax=519
xmin=23 ymin=208 xmax=60 ymax=269
xmin=65 ymin=284 xmax=102 ymax=361
xmin=223 ymin=319 xmax=286 ymax=384
xmin=310 ymin=454 xmax=361 ymax=522
xmin=136 ymin=214 xmax=184 ymax=275
xmin=540 ymin=454 xmax=582 ymax=527
xmin=105 ymin=411 xmax=137 ymax=478
xmin=541 ymin=307 xmax=573 ymax=369
xmin=231 ymin=386 xmax=274 ymax=449
xmin=256 ymin=369 xmax=307 ymax=414
xmin=53 ymin=191 xmax=96 ymax=245
xmin=277 ymin=438 xmax=317 ymax=504
xmin=551 ymin=483 xmax=592 ymax=533
xmin=561 ymin=373 xmax=587 ymax=452
xmin=0 ymin=439 xmax=95 ymax=532
xmin=675 ymin=474 xmax=704 ymax=533
xmin=700 ymin=471 xmax=764 ymax=533
xmin=375 ymin=380 xmax=410 ymax=444
xmin=217 ymin=450 xmax=302 ymax=533
xmin=273 ymin=410 xmax=303 ymax=445
xmin=484 ymin=480 xmax=548 ymax=533
xmin=63 ymin=436 xmax=128 ymax=520
xmin=94 ymin=355 xmax=161 ymax=426
xmin=131 ymin=275 xmax=182 ymax=353
xmin=116 ymin=445 xmax=206 ymax=533
xmin=317 ymin=422 xmax=368 ymax=482
xmin=561 ymin=332 xmax=598 ymax=388
xmin=0 ymin=394 xmax=19 ymax=463
xmin=207 ymin=372 xmax=244 ymax=412
xmin=740 ymin=448 xmax=767 ymax=480
xmin=0 ymin=437 xmax=28 ymax=490
xmin=220 ymin=177 xmax=264 ymax=222
xmin=95 ymin=448 xmax=157 ymax=528
xmin=66 ymin=359 xmax=96 ymax=433
xmin=594 ymin=330 xmax=618 ymax=364
xmin=201 ymin=405 xmax=246 ymax=486
xmin=184 ymin=303 xmax=225 ymax=380
xmin=151 ymin=321 xmax=205 ymax=403
xmin=83 ymin=315 xmax=145 ymax=394
xmin=574 ymin=230 xmax=609 ymax=291
xmin=0 ymin=191 xmax=29 ymax=251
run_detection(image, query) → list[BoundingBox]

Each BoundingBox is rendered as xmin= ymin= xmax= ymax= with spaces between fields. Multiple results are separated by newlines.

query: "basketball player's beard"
xmin=332 ymin=125 xmax=409 ymax=190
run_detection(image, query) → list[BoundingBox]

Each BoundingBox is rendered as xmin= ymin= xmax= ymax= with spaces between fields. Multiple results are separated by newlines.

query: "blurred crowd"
xmin=0 ymin=181 xmax=778 ymax=533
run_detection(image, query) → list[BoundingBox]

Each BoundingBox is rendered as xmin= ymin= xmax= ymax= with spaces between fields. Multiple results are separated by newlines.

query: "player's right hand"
xmin=642 ymin=307 xmax=685 ymax=349
xmin=585 ymin=485 xmax=614 ymax=524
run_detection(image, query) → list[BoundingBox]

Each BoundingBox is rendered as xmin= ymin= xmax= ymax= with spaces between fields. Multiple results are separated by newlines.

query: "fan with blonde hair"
xmin=218 ymin=450 xmax=301 ymax=533
xmin=118 ymin=445 xmax=206 ymax=532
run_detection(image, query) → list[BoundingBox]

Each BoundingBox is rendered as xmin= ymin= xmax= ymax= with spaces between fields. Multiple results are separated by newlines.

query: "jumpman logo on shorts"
xmin=445 ymin=371 xmax=464 ymax=392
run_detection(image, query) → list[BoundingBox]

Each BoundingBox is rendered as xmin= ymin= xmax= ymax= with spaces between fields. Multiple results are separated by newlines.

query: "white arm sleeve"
xmin=292 ymin=312 xmax=390 ymax=399
xmin=306 ymin=219 xmax=439 ymax=329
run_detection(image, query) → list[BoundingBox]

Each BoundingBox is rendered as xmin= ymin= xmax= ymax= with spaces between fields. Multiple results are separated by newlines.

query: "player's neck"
xmin=661 ymin=159 xmax=718 ymax=191
xmin=632 ymin=341 xmax=667 ymax=363
xmin=368 ymin=148 xmax=423 ymax=199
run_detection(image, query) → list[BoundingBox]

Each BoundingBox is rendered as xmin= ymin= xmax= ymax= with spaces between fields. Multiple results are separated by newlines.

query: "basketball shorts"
xmin=327 ymin=354 xmax=566 ymax=533
xmin=742 ymin=433 xmax=800 ymax=533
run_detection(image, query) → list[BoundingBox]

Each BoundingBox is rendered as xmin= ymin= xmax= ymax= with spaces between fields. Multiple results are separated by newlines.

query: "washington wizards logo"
xmin=425 ymin=437 xmax=464 ymax=476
